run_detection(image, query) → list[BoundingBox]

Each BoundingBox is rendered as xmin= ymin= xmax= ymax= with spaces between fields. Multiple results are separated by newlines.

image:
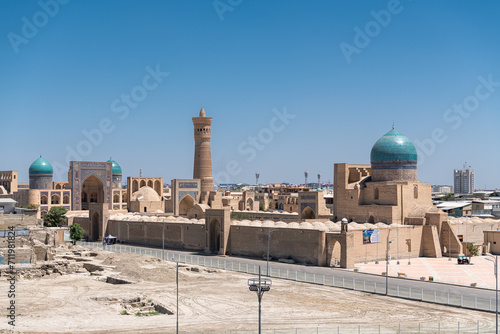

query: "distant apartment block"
xmin=454 ymin=167 xmax=474 ymax=194
xmin=432 ymin=185 xmax=454 ymax=194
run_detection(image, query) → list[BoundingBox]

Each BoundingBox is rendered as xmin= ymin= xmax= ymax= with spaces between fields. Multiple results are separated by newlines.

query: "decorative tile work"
xmin=370 ymin=129 xmax=417 ymax=163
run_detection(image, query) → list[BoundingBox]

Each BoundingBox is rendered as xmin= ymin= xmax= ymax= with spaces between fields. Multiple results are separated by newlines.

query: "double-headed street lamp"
xmin=248 ymin=266 xmax=272 ymax=334
xmin=486 ymin=254 xmax=498 ymax=334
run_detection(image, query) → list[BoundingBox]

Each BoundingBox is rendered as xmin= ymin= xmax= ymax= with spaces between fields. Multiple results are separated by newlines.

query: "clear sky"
xmin=1 ymin=0 xmax=499 ymax=189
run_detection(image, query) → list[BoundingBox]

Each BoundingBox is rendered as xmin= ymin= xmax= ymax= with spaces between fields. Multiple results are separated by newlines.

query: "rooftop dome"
xmin=107 ymin=158 xmax=122 ymax=175
xmin=132 ymin=186 xmax=161 ymax=202
xmin=370 ymin=128 xmax=417 ymax=163
xmin=29 ymin=156 xmax=53 ymax=175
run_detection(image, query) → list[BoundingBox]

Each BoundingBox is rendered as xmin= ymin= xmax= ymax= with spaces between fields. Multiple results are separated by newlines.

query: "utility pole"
xmin=386 ymin=235 xmax=392 ymax=296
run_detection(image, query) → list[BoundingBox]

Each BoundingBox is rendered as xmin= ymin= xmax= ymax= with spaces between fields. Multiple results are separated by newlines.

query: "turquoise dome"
xmin=107 ymin=159 xmax=122 ymax=175
xmin=29 ymin=156 xmax=53 ymax=175
xmin=370 ymin=128 xmax=417 ymax=163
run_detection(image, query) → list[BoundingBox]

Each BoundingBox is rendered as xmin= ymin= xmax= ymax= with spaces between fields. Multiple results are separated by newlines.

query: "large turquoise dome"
xmin=370 ymin=128 xmax=417 ymax=163
xmin=107 ymin=159 xmax=122 ymax=175
xmin=29 ymin=156 xmax=53 ymax=175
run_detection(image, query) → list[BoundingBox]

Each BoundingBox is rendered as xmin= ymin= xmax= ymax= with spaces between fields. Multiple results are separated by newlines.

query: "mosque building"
xmin=333 ymin=126 xmax=442 ymax=225
xmin=1 ymin=112 xmax=445 ymax=237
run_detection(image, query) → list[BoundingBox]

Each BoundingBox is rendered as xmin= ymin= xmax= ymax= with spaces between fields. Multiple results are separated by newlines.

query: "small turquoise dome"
xmin=107 ymin=158 xmax=122 ymax=175
xmin=370 ymin=128 xmax=417 ymax=163
xmin=29 ymin=156 xmax=53 ymax=175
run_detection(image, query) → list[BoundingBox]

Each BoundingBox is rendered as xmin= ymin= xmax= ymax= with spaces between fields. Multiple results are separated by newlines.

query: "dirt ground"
xmin=0 ymin=245 xmax=495 ymax=334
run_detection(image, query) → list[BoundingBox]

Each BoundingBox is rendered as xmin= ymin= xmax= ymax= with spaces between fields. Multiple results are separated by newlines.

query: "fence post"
xmin=421 ymin=288 xmax=423 ymax=301
xmin=447 ymin=292 xmax=450 ymax=305
xmin=363 ymin=280 xmax=366 ymax=291
xmin=246 ymin=264 xmax=248 ymax=273
xmin=475 ymin=296 xmax=477 ymax=309
xmin=296 ymin=271 xmax=298 ymax=281
xmin=323 ymin=275 xmax=325 ymax=285
xmin=305 ymin=272 xmax=307 ymax=282
xmin=458 ymin=320 xmax=460 ymax=334
xmin=409 ymin=287 xmax=411 ymax=299
xmin=342 ymin=277 xmax=345 ymax=288
xmin=461 ymin=294 xmax=463 ymax=307
xmin=353 ymin=279 xmax=356 ymax=290
xmin=434 ymin=290 xmax=437 ymax=303
xmin=374 ymin=282 xmax=377 ymax=293
xmin=287 ymin=269 xmax=289 ymax=279
xmin=397 ymin=285 xmax=399 ymax=297
xmin=314 ymin=273 xmax=316 ymax=283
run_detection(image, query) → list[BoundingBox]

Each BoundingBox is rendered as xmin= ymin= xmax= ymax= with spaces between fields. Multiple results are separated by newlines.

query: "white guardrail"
xmin=77 ymin=241 xmax=496 ymax=333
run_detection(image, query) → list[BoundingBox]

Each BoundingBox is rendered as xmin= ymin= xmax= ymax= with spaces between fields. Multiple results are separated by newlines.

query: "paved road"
xmin=90 ymin=242 xmax=497 ymax=311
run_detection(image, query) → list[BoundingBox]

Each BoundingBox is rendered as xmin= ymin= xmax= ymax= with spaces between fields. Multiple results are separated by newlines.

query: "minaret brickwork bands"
xmin=193 ymin=108 xmax=214 ymax=193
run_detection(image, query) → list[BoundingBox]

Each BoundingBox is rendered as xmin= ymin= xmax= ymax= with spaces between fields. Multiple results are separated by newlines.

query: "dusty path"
xmin=0 ymin=247 xmax=495 ymax=333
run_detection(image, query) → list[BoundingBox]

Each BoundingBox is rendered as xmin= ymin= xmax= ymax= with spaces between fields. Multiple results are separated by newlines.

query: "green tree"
xmin=259 ymin=202 xmax=265 ymax=211
xmin=21 ymin=204 xmax=39 ymax=209
xmin=466 ymin=243 xmax=480 ymax=264
xmin=230 ymin=212 xmax=251 ymax=220
xmin=44 ymin=206 xmax=68 ymax=227
xmin=441 ymin=193 xmax=455 ymax=201
xmin=70 ymin=223 xmax=84 ymax=245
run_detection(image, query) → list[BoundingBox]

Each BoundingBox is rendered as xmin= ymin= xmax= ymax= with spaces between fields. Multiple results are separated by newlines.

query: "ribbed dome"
xmin=29 ymin=156 xmax=53 ymax=175
xmin=107 ymin=159 xmax=122 ymax=175
xmin=370 ymin=129 xmax=417 ymax=163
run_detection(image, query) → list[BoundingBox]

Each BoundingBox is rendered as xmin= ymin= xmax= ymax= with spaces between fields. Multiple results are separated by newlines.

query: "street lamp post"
xmin=486 ymin=254 xmax=498 ymax=334
xmin=248 ymin=266 xmax=272 ymax=334
xmin=396 ymin=223 xmax=399 ymax=265
xmin=162 ymin=221 xmax=165 ymax=260
xmin=173 ymin=257 xmax=179 ymax=334
xmin=385 ymin=235 xmax=392 ymax=296
xmin=408 ymin=227 xmax=411 ymax=265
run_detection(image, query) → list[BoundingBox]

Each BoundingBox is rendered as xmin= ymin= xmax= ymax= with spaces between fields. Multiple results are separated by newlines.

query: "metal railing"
xmin=77 ymin=241 xmax=497 ymax=315
xmin=181 ymin=321 xmax=495 ymax=333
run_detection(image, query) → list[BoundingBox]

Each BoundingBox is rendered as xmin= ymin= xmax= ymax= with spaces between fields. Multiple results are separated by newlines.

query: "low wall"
xmin=228 ymin=225 xmax=325 ymax=265
xmin=232 ymin=211 xmax=300 ymax=221
xmin=450 ymin=220 xmax=500 ymax=244
xmin=105 ymin=220 xmax=205 ymax=251
xmin=0 ymin=212 xmax=38 ymax=228
xmin=349 ymin=225 xmax=424 ymax=263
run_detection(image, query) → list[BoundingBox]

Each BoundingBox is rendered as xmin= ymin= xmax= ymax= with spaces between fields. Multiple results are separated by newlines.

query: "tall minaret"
xmin=193 ymin=107 xmax=214 ymax=193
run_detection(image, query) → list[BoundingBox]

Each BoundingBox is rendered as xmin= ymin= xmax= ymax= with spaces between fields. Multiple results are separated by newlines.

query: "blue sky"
xmin=1 ymin=0 xmax=499 ymax=188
